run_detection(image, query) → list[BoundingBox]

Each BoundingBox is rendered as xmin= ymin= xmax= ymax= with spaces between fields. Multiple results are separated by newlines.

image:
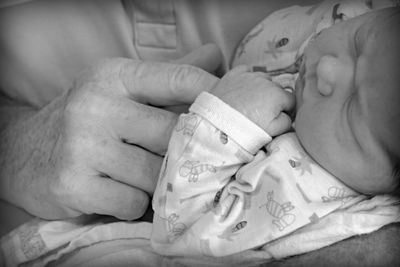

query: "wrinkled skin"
xmin=213 ymin=65 xmax=295 ymax=137
xmin=0 ymin=45 xmax=221 ymax=220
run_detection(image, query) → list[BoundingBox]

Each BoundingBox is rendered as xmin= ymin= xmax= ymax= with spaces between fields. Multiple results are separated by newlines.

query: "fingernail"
xmin=284 ymin=87 xmax=294 ymax=93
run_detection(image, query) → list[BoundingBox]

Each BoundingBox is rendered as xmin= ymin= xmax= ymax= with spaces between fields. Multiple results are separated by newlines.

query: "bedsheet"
xmin=1 ymin=195 xmax=399 ymax=267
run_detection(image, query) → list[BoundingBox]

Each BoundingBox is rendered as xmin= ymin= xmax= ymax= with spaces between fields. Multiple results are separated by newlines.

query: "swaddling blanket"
xmin=1 ymin=195 xmax=399 ymax=266
xmin=150 ymin=92 xmax=398 ymax=257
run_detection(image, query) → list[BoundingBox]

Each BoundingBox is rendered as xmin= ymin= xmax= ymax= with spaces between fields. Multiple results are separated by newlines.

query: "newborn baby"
xmin=151 ymin=7 xmax=400 ymax=257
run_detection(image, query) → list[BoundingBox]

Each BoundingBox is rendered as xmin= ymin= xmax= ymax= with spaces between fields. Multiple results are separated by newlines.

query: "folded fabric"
xmin=231 ymin=0 xmax=397 ymax=72
xmin=1 ymin=195 xmax=398 ymax=267
xmin=151 ymin=92 xmax=370 ymax=257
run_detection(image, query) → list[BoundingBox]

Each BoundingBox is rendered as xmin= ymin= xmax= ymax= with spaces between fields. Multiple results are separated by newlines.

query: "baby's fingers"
xmin=279 ymin=89 xmax=296 ymax=113
xmin=267 ymin=112 xmax=293 ymax=136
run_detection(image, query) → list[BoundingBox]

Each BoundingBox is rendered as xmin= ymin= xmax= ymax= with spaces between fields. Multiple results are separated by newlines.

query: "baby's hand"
xmin=212 ymin=65 xmax=295 ymax=136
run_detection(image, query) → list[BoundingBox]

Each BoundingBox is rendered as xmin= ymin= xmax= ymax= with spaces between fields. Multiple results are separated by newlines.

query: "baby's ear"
xmin=315 ymin=55 xmax=355 ymax=97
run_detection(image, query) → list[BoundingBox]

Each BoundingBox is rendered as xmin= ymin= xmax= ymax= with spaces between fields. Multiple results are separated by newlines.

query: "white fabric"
xmin=190 ymin=92 xmax=271 ymax=154
xmin=1 ymin=196 xmax=398 ymax=266
xmin=231 ymin=0 xmax=375 ymax=71
xmin=151 ymin=92 xmax=371 ymax=257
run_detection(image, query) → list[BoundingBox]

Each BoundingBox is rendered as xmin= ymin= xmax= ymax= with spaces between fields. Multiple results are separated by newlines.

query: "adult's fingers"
xmin=119 ymin=60 xmax=219 ymax=106
xmin=107 ymin=99 xmax=178 ymax=154
xmin=67 ymin=175 xmax=150 ymax=220
xmin=94 ymin=140 xmax=163 ymax=194
xmin=171 ymin=43 xmax=222 ymax=73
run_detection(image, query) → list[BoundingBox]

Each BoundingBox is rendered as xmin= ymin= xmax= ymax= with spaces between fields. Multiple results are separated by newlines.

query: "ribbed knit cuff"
xmin=189 ymin=92 xmax=271 ymax=154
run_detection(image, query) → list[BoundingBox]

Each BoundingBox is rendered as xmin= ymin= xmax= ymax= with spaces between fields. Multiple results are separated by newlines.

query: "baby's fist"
xmin=212 ymin=66 xmax=295 ymax=136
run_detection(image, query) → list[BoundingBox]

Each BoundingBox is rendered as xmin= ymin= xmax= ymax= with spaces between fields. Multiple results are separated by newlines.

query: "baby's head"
xmin=294 ymin=8 xmax=400 ymax=195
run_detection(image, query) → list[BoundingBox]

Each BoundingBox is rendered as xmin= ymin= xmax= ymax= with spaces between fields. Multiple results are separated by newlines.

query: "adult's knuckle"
xmin=63 ymin=100 xmax=83 ymax=126
xmin=66 ymin=89 xmax=112 ymax=124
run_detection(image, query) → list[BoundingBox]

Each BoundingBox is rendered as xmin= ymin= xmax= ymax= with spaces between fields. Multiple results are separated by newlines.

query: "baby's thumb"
xmin=266 ymin=112 xmax=293 ymax=136
xmin=172 ymin=43 xmax=222 ymax=73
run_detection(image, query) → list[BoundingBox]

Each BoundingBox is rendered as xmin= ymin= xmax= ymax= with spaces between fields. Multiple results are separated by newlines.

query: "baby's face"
xmin=295 ymin=8 xmax=400 ymax=194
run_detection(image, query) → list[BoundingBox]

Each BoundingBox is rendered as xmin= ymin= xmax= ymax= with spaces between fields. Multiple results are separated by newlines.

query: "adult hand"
xmin=212 ymin=65 xmax=295 ymax=136
xmin=0 ymin=46 xmax=220 ymax=220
